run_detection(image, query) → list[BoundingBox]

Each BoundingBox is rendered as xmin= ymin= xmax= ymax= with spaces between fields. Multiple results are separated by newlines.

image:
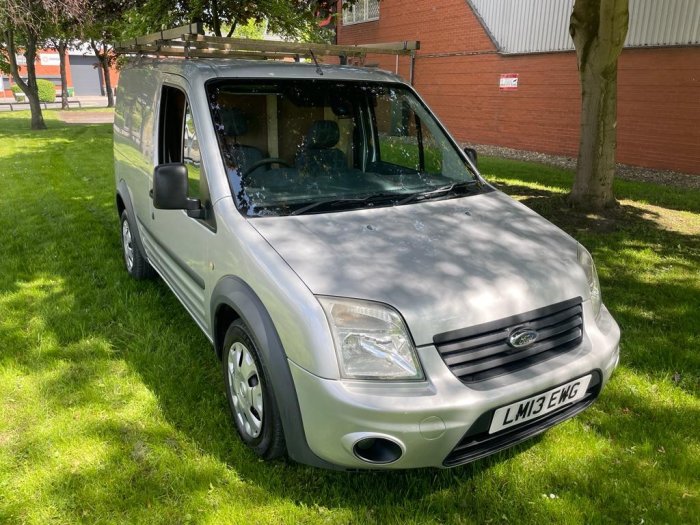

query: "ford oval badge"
xmin=508 ymin=328 xmax=539 ymax=348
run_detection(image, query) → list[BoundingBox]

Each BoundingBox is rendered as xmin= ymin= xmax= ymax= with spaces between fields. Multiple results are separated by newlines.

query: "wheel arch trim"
xmin=211 ymin=275 xmax=340 ymax=469
xmin=116 ymin=180 xmax=148 ymax=261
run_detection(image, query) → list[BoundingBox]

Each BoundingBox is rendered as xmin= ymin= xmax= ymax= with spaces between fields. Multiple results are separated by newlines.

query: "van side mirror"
xmin=152 ymin=163 xmax=204 ymax=218
xmin=463 ymin=147 xmax=478 ymax=167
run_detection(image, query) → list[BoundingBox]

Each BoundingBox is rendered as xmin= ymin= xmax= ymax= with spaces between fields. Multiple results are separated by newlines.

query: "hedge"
xmin=37 ymin=79 xmax=56 ymax=103
xmin=10 ymin=81 xmax=57 ymax=102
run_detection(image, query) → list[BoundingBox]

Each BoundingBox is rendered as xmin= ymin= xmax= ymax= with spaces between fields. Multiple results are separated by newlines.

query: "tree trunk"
xmin=569 ymin=0 xmax=629 ymax=211
xmin=225 ymin=22 xmax=238 ymax=38
xmin=25 ymin=38 xmax=47 ymax=130
xmin=58 ymin=40 xmax=69 ymax=110
xmin=212 ymin=0 xmax=222 ymax=36
xmin=101 ymin=54 xmax=114 ymax=108
xmin=91 ymin=40 xmax=114 ymax=107
xmin=5 ymin=29 xmax=46 ymax=130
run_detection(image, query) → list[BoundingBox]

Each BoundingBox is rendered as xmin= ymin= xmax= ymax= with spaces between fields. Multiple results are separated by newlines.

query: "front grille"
xmin=443 ymin=371 xmax=601 ymax=467
xmin=434 ymin=297 xmax=584 ymax=383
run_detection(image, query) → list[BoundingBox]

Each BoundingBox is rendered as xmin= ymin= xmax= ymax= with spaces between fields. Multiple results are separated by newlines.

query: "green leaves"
xmin=131 ymin=0 xmax=336 ymax=39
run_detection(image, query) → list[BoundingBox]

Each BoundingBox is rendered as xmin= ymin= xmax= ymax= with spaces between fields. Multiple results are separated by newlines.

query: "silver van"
xmin=114 ymin=36 xmax=620 ymax=469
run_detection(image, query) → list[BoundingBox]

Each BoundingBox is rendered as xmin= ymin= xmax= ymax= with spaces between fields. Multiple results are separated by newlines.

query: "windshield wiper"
xmin=395 ymin=180 xmax=482 ymax=206
xmin=289 ymin=182 xmax=482 ymax=216
xmin=290 ymin=197 xmax=371 ymax=216
xmin=290 ymin=191 xmax=408 ymax=216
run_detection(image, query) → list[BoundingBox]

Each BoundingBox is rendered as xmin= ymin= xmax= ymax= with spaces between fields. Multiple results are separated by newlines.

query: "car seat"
xmin=296 ymin=120 xmax=347 ymax=173
xmin=220 ymin=108 xmax=264 ymax=173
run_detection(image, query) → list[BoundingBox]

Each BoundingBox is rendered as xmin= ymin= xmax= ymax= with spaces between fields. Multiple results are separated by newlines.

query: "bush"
xmin=11 ymin=85 xmax=25 ymax=101
xmin=36 ymin=79 xmax=56 ymax=103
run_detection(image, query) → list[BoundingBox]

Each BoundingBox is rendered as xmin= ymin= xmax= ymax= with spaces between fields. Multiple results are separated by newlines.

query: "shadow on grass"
xmin=0 ymin=112 xmax=59 ymax=132
xmin=494 ymin=181 xmax=700 ymax=382
xmin=1 ymin=125 xmax=698 ymax=523
xmin=481 ymin=156 xmax=700 ymax=215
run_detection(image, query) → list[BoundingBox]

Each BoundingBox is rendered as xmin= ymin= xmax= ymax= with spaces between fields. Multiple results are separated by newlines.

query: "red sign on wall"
xmin=499 ymin=73 xmax=519 ymax=91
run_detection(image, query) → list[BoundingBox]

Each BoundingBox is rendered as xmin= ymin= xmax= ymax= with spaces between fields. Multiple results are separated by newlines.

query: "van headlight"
xmin=318 ymin=296 xmax=424 ymax=380
xmin=577 ymin=244 xmax=602 ymax=319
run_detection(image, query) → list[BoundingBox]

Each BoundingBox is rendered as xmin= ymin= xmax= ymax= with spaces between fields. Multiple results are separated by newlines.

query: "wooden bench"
xmin=55 ymin=93 xmax=82 ymax=107
xmin=60 ymin=100 xmax=83 ymax=109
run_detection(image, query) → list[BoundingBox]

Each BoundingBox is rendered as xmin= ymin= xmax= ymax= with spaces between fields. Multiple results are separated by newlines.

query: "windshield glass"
xmin=207 ymin=79 xmax=483 ymax=217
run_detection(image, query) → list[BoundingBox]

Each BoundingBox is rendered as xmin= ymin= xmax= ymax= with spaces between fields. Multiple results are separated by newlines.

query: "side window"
xmin=158 ymin=86 xmax=186 ymax=164
xmin=374 ymin=91 xmax=442 ymax=174
xmin=183 ymin=105 xmax=202 ymax=200
xmin=158 ymin=84 xmax=214 ymax=226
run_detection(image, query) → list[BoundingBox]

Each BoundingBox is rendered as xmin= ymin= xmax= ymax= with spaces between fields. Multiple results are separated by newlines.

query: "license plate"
xmin=489 ymin=375 xmax=592 ymax=434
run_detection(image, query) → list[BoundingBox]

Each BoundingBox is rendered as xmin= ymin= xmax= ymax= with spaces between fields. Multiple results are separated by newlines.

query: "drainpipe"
xmin=409 ymin=50 xmax=416 ymax=85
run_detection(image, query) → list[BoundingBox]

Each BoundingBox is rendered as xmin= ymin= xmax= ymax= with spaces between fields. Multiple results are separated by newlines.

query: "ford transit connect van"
xmin=114 ymin=38 xmax=620 ymax=469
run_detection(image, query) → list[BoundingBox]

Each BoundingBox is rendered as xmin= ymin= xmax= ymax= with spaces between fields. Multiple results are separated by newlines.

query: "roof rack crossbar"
xmin=185 ymin=34 xmax=418 ymax=56
xmin=116 ymin=23 xmax=204 ymax=49
xmin=117 ymin=45 xmax=305 ymax=60
xmin=114 ymin=23 xmax=419 ymax=61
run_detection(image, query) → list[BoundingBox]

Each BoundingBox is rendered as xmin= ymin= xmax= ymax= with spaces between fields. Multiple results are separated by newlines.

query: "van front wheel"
xmin=222 ymin=319 xmax=286 ymax=460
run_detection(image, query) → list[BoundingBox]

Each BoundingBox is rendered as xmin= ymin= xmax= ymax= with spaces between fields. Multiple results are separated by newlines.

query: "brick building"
xmin=337 ymin=0 xmax=700 ymax=175
xmin=1 ymin=47 xmax=119 ymax=99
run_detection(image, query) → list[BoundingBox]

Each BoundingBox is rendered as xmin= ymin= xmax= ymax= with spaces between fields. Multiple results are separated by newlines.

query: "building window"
xmin=342 ymin=0 xmax=379 ymax=25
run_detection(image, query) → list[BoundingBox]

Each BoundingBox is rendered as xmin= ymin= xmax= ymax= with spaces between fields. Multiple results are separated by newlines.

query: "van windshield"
xmin=207 ymin=79 xmax=483 ymax=217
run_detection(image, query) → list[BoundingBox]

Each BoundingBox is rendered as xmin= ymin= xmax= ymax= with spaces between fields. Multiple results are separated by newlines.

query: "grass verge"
xmin=0 ymin=111 xmax=698 ymax=524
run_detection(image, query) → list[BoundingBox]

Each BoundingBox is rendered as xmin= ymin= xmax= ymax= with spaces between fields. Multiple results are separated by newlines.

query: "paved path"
xmin=0 ymin=95 xmax=112 ymax=114
xmin=58 ymin=111 xmax=114 ymax=124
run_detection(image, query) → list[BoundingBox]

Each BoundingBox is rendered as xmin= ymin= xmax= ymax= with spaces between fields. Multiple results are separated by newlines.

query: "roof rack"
xmin=114 ymin=23 xmax=420 ymax=61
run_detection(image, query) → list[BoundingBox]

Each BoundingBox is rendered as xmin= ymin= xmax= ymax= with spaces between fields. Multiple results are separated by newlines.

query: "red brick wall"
xmin=617 ymin=47 xmax=699 ymax=174
xmin=338 ymin=0 xmax=494 ymax=54
xmin=414 ymin=52 xmax=581 ymax=157
xmin=337 ymin=0 xmax=700 ymax=175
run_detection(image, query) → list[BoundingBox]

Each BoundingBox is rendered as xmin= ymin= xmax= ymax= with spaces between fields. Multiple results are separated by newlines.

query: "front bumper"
xmin=290 ymin=302 xmax=620 ymax=469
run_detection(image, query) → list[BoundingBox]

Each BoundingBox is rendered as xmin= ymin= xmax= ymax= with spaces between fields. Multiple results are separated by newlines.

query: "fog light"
xmin=353 ymin=437 xmax=403 ymax=464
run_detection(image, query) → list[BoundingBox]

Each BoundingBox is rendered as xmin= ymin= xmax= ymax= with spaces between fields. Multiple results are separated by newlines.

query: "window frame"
xmin=342 ymin=0 xmax=380 ymax=25
xmin=157 ymin=82 xmax=216 ymax=229
xmin=204 ymin=78 xmax=482 ymax=218
xmin=158 ymin=85 xmax=186 ymax=165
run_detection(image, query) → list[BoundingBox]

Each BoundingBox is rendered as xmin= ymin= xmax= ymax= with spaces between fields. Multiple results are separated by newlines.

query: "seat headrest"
xmin=306 ymin=120 xmax=340 ymax=149
xmin=221 ymin=108 xmax=248 ymax=136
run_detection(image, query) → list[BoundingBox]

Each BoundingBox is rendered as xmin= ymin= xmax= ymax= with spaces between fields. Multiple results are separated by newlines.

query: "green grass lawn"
xmin=1 ymin=111 xmax=698 ymax=524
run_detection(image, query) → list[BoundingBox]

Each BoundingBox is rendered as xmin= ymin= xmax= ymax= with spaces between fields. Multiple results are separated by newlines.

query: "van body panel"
xmin=250 ymin=190 xmax=585 ymax=347
xmin=290 ymin=300 xmax=620 ymax=468
xmin=114 ymin=56 xmax=620 ymax=469
xmin=114 ymin=67 xmax=160 ymax=227
xmin=209 ymin=196 xmax=341 ymax=378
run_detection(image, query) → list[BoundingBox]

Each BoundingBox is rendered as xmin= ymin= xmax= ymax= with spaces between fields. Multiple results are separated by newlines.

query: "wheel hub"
xmin=227 ymin=342 xmax=263 ymax=439
xmin=122 ymin=220 xmax=134 ymax=271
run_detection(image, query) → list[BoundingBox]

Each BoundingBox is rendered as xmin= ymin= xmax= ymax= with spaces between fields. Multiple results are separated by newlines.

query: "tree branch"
xmin=4 ymin=28 xmax=30 ymax=93
xmin=226 ymin=21 xmax=237 ymax=38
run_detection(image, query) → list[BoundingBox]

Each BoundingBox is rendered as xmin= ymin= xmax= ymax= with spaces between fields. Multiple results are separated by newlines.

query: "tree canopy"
xmin=130 ymin=0 xmax=337 ymax=38
xmin=2 ymin=0 xmax=342 ymax=128
xmin=1 ymin=0 xmax=87 ymax=128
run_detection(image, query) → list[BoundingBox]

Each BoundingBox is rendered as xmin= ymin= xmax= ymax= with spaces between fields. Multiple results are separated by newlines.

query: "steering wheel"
xmin=240 ymin=157 xmax=292 ymax=179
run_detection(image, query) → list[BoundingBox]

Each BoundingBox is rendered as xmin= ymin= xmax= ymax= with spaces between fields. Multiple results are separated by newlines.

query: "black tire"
xmin=222 ymin=319 xmax=286 ymax=460
xmin=120 ymin=210 xmax=153 ymax=280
